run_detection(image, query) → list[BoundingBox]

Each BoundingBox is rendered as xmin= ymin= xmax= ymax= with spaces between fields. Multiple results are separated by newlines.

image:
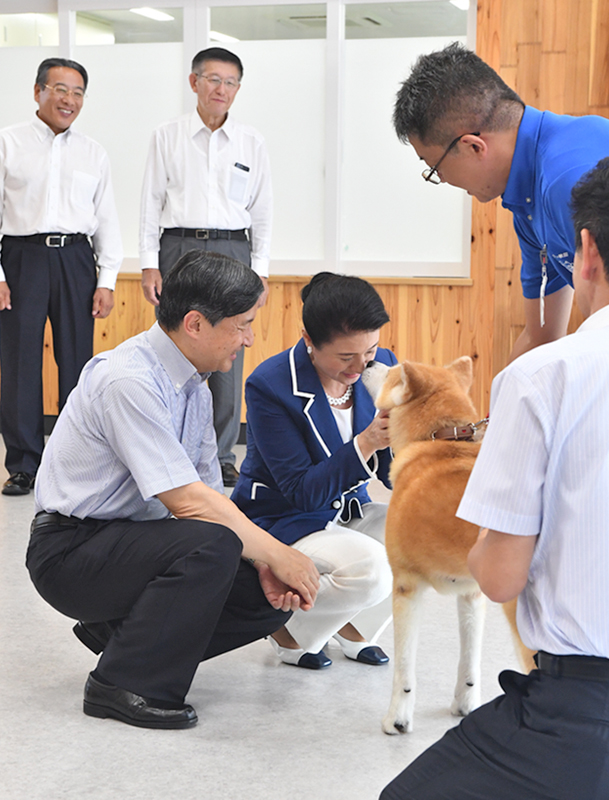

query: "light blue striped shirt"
xmin=35 ymin=322 xmax=223 ymax=521
xmin=458 ymin=305 xmax=609 ymax=657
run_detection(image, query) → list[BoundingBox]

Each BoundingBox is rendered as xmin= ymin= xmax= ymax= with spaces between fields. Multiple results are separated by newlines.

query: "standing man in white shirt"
xmin=380 ymin=157 xmax=609 ymax=799
xmin=0 ymin=58 xmax=123 ymax=496
xmin=139 ymin=47 xmax=272 ymax=488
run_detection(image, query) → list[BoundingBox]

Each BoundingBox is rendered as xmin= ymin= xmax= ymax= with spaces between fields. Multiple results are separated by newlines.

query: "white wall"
xmin=0 ymin=3 xmax=473 ymax=278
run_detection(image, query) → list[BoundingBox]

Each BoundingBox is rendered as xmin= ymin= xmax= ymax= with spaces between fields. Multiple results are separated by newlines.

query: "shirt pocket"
xmin=70 ymin=170 xmax=99 ymax=209
xmin=228 ymin=164 xmax=250 ymax=204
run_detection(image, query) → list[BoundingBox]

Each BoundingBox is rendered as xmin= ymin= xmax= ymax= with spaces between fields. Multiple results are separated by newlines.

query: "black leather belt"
xmin=535 ymin=651 xmax=609 ymax=680
xmin=162 ymin=227 xmax=248 ymax=242
xmin=31 ymin=511 xmax=82 ymax=534
xmin=5 ymin=233 xmax=90 ymax=248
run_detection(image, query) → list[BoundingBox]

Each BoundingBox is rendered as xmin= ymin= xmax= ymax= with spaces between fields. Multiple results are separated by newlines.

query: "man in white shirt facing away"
xmin=139 ymin=47 xmax=272 ymax=489
xmin=380 ymin=157 xmax=609 ymax=800
xmin=0 ymin=57 xmax=123 ymax=497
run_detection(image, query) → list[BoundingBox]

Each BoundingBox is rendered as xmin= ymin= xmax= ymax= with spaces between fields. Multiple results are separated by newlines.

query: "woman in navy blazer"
xmin=232 ymin=273 xmax=396 ymax=669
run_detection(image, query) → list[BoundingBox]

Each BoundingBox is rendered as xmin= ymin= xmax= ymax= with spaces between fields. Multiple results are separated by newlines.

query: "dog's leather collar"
xmin=431 ymin=417 xmax=489 ymax=442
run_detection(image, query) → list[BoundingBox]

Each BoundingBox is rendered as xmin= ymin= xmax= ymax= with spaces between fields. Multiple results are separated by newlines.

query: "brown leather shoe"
xmin=83 ymin=674 xmax=198 ymax=729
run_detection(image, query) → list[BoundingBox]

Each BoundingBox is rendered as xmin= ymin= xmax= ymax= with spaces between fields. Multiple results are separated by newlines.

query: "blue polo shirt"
xmin=502 ymin=106 xmax=609 ymax=299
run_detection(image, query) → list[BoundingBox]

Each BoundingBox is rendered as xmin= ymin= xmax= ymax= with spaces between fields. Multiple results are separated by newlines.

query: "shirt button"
xmin=527 ymin=214 xmax=533 ymax=221
xmin=526 ymin=197 xmax=531 ymax=203
xmin=332 ymin=500 xmax=341 ymax=509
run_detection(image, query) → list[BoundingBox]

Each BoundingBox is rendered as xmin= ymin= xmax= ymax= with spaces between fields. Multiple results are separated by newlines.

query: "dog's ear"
xmin=376 ymin=363 xmax=408 ymax=408
xmin=446 ymin=356 xmax=473 ymax=393
xmin=401 ymin=361 xmax=429 ymax=401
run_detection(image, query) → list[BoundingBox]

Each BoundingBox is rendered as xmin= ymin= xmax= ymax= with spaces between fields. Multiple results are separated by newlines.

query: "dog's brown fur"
xmin=369 ymin=356 xmax=534 ymax=734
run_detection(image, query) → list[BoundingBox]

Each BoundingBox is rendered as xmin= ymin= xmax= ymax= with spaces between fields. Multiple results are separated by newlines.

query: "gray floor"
xmin=0 ymin=446 xmax=520 ymax=800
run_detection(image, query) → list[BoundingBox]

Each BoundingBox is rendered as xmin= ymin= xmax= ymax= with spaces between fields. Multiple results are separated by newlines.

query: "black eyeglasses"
xmin=422 ymin=132 xmax=480 ymax=184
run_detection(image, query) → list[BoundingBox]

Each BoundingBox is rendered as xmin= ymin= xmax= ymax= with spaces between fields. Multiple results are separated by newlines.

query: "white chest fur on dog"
xmin=363 ymin=357 xmax=533 ymax=735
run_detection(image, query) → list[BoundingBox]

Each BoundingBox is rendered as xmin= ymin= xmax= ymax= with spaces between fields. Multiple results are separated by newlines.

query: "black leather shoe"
xmin=352 ymin=645 xmax=390 ymax=665
xmin=221 ymin=463 xmax=240 ymax=487
xmin=73 ymin=621 xmax=116 ymax=654
xmin=2 ymin=472 xmax=35 ymax=496
xmin=83 ymin=674 xmax=198 ymax=729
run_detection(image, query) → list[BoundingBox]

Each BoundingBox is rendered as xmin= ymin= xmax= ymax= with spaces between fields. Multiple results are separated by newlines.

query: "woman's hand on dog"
xmin=357 ymin=410 xmax=391 ymax=461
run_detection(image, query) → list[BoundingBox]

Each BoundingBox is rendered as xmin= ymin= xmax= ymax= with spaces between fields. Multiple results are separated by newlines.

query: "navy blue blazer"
xmin=231 ymin=339 xmax=397 ymax=544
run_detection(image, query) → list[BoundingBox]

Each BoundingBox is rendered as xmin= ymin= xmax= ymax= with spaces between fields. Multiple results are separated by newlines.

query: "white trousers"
xmin=286 ymin=502 xmax=393 ymax=653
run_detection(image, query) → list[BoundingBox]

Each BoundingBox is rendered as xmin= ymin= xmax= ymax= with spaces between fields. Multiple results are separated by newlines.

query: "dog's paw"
xmin=450 ymin=684 xmax=480 ymax=717
xmin=382 ymin=713 xmax=413 ymax=735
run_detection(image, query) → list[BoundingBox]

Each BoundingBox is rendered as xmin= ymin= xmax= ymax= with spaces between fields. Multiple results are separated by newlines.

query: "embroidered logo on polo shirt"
xmin=553 ymin=252 xmax=573 ymax=272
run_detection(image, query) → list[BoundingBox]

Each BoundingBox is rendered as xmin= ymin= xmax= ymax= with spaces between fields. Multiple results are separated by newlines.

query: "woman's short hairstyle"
xmin=157 ymin=250 xmax=263 ymax=330
xmin=301 ymin=272 xmax=389 ymax=348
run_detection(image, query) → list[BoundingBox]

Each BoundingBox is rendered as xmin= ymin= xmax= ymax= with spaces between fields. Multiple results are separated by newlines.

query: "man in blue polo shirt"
xmin=393 ymin=42 xmax=609 ymax=361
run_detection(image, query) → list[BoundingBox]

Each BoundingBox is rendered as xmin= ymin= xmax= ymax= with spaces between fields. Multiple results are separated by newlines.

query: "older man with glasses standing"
xmin=394 ymin=42 xmax=609 ymax=363
xmin=139 ymin=47 xmax=273 ymax=489
xmin=0 ymin=57 xmax=122 ymax=496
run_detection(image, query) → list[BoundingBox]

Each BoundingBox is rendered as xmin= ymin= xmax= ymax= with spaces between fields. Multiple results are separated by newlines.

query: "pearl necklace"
xmin=325 ymin=384 xmax=353 ymax=406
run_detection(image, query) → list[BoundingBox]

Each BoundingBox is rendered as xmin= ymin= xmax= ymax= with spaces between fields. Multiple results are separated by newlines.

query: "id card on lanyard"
xmin=539 ymin=244 xmax=548 ymax=328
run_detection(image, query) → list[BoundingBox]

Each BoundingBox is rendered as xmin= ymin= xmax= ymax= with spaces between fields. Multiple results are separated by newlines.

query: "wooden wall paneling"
xmin=589 ymin=0 xmax=609 ymax=107
xmin=495 ymin=203 xmax=521 ymax=271
xmin=42 ymin=322 xmax=59 ymax=415
xmin=539 ymin=52 xmax=566 ymax=113
xmin=564 ymin=0 xmax=593 ymax=115
xmin=515 ymin=42 xmax=542 ymax=107
xmin=540 ymin=0 xmax=568 ymax=53
xmin=500 ymin=1 xmax=541 ymax=68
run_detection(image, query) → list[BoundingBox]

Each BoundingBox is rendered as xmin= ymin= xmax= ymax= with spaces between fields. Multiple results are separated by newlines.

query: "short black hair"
xmin=157 ymin=250 xmax=263 ymax=331
xmin=191 ymin=47 xmax=243 ymax=80
xmin=301 ymin=272 xmax=389 ymax=348
xmin=571 ymin=157 xmax=609 ymax=280
xmin=394 ymin=42 xmax=523 ymax=147
xmin=35 ymin=58 xmax=88 ymax=91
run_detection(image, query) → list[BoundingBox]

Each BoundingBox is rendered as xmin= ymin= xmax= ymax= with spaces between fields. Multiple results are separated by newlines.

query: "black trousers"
xmin=26 ymin=516 xmax=289 ymax=704
xmin=159 ymin=233 xmax=251 ymax=467
xmin=380 ymin=668 xmax=609 ymax=800
xmin=0 ymin=237 xmax=97 ymax=475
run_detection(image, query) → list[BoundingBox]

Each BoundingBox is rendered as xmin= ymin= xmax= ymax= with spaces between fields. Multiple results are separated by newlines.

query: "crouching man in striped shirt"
xmin=26 ymin=250 xmax=318 ymax=730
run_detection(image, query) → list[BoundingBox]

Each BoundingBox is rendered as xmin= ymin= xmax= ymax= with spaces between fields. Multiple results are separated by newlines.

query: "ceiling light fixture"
xmin=129 ymin=7 xmax=175 ymax=22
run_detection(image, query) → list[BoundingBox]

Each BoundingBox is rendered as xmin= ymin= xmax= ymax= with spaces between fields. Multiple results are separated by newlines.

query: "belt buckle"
xmin=45 ymin=234 xmax=66 ymax=247
xmin=195 ymin=229 xmax=210 ymax=240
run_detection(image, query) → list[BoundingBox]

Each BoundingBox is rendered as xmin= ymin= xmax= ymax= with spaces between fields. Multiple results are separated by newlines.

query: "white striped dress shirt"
xmin=458 ymin=305 xmax=609 ymax=657
xmin=35 ymin=322 xmax=223 ymax=521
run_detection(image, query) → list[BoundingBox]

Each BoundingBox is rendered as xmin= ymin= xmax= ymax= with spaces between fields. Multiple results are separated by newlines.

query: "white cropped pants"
xmin=286 ymin=502 xmax=393 ymax=653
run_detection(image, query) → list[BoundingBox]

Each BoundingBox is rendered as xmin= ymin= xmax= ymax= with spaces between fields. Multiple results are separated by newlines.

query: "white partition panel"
xmin=0 ymin=47 xmax=60 ymax=129
xmin=342 ymin=35 xmax=470 ymax=277
xmin=227 ymin=38 xmax=326 ymax=263
xmin=73 ymin=42 xmax=184 ymax=262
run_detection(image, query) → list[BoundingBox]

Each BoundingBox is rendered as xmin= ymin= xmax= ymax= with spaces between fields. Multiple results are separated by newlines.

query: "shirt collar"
xmin=32 ymin=113 xmax=72 ymax=142
xmin=147 ymin=322 xmax=207 ymax=392
xmin=577 ymin=304 xmax=609 ymax=333
xmin=189 ymin=109 xmax=234 ymax=139
xmin=502 ymin=106 xmax=543 ymax=212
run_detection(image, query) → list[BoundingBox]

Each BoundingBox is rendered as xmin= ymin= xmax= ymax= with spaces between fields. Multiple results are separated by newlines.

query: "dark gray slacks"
xmin=380 ymin=668 xmax=609 ymax=800
xmin=159 ymin=234 xmax=252 ymax=467
xmin=0 ymin=238 xmax=97 ymax=475
xmin=26 ymin=516 xmax=289 ymax=704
